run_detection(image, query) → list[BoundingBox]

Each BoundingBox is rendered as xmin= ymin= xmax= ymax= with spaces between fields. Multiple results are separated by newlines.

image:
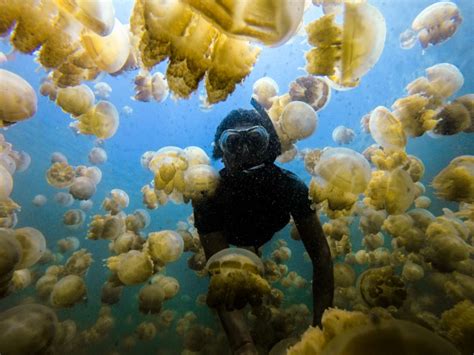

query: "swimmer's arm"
xmin=294 ymin=213 xmax=334 ymax=327
xmin=198 ymin=231 xmax=257 ymax=355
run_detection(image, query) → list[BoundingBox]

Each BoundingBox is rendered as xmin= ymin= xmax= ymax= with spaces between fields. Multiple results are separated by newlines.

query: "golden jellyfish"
xmin=183 ymin=164 xmax=219 ymax=202
xmin=425 ymin=63 xmax=464 ymax=99
xmin=125 ymin=209 xmax=150 ymax=233
xmin=369 ymin=106 xmax=406 ymax=152
xmin=88 ymin=147 xmax=107 ymax=165
xmin=55 ymin=84 xmax=95 ymax=117
xmin=55 ymin=0 xmax=115 ymax=36
xmin=112 ymin=231 xmax=143 ymax=254
xmin=102 ymin=189 xmax=130 ymax=214
xmin=69 ymin=176 xmax=97 ymax=200
xmin=454 ymin=94 xmax=474 ymax=133
xmin=74 ymin=101 xmax=119 ymax=139
xmin=183 ymin=146 xmax=210 ymax=167
xmin=145 ymin=230 xmax=184 ymax=265
xmin=0 ymin=69 xmax=37 ymax=126
xmin=14 ymin=227 xmax=47 ymax=269
xmin=138 ymin=283 xmax=165 ymax=314
xmin=391 ymin=94 xmax=436 ymax=137
xmin=332 ymin=125 xmax=355 ymax=145
xmin=32 ymin=194 xmax=47 ymax=207
xmin=280 ymin=101 xmax=318 ymax=141
xmin=35 ymin=274 xmax=57 ymax=299
xmin=289 ymin=75 xmax=331 ymax=112
xmin=0 ymin=164 xmax=13 ymax=200
xmin=80 ymin=166 xmax=102 ymax=185
xmin=101 ymin=280 xmax=123 ymax=305
xmin=432 ymin=156 xmax=474 ymax=203
xmin=81 ymin=19 xmax=130 ymax=74
xmin=183 ymin=0 xmax=305 ymax=46
xmin=50 ymin=274 xmax=86 ymax=308
xmin=87 ymin=214 xmax=126 ymax=240
xmin=0 ymin=229 xmax=22 ymax=297
xmin=94 ymin=82 xmax=112 ymax=99
xmin=252 ymin=77 xmax=279 ymax=109
xmin=57 ymin=236 xmax=80 ymax=254
xmin=107 ymin=250 xmax=153 ymax=285
xmin=10 ymin=268 xmax=32 ymax=292
xmin=151 ymin=274 xmax=180 ymax=300
xmin=135 ymin=321 xmax=157 ymax=341
xmin=401 ymin=1 xmax=462 ymax=50
xmin=305 ymin=2 xmax=386 ymax=89
xmin=64 ymin=249 xmax=93 ymax=277
xmin=63 ymin=209 xmax=86 ymax=228
xmin=46 ymin=162 xmax=76 ymax=188
xmin=0 ymin=304 xmax=59 ymax=355
xmin=333 ymin=262 xmax=356 ymax=288
xmin=433 ymin=102 xmax=471 ymax=136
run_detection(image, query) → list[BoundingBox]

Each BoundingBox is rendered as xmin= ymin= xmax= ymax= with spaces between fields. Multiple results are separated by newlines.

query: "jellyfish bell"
xmin=289 ymin=75 xmax=331 ymax=112
xmin=425 ymin=63 xmax=464 ymax=99
xmin=10 ymin=150 xmax=31 ymax=173
xmin=63 ymin=209 xmax=86 ymax=229
xmin=14 ymin=227 xmax=47 ymax=269
xmin=93 ymin=82 xmax=112 ymax=99
xmin=56 ymin=84 xmax=95 ymax=117
xmin=76 ymin=101 xmax=119 ymax=139
xmin=280 ymin=101 xmax=318 ymax=140
xmin=151 ymin=72 xmax=169 ymax=102
xmin=32 ymin=194 xmax=48 ymax=207
xmin=332 ymin=125 xmax=355 ymax=145
xmin=0 ymin=69 xmax=37 ymax=126
xmin=50 ymin=275 xmax=87 ymax=308
xmin=433 ymin=102 xmax=471 ymax=136
xmin=0 ymin=164 xmax=13 ymax=200
xmin=184 ymin=164 xmax=219 ymax=202
xmin=88 ymin=147 xmax=107 ymax=165
xmin=46 ymin=162 xmax=76 ymax=189
xmin=252 ymin=77 xmax=279 ymax=109
xmin=69 ymin=176 xmax=97 ymax=200
xmin=146 ymin=230 xmax=184 ymax=265
xmin=183 ymin=146 xmax=210 ymax=167
xmin=369 ymin=106 xmax=406 ymax=152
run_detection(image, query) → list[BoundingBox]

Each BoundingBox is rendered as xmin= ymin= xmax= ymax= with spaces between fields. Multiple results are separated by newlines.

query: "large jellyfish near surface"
xmin=0 ymin=69 xmax=37 ymax=127
xmin=305 ymin=1 xmax=386 ymax=89
xmin=0 ymin=304 xmax=59 ymax=355
xmin=432 ymin=156 xmax=474 ymax=203
xmin=400 ymin=1 xmax=462 ymax=50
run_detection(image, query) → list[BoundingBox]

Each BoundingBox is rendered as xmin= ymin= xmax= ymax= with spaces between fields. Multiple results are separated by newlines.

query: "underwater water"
xmin=0 ymin=0 xmax=473 ymax=354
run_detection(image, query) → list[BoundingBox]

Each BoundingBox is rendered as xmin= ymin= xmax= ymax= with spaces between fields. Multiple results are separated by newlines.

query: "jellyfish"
xmin=50 ymin=275 xmax=87 ymax=308
xmin=151 ymin=72 xmax=169 ymax=102
xmin=289 ymin=75 xmax=331 ymax=112
xmin=369 ymin=106 xmax=406 ymax=152
xmin=74 ymin=101 xmax=119 ymax=139
xmin=184 ymin=164 xmax=220 ymax=202
xmin=280 ymin=101 xmax=318 ymax=141
xmin=80 ymin=166 xmax=102 ymax=185
xmin=10 ymin=150 xmax=31 ymax=173
xmin=32 ymin=194 xmax=47 ymax=207
xmin=0 ymin=164 xmax=13 ymax=200
xmin=63 ymin=209 xmax=86 ymax=229
xmin=401 ymin=260 xmax=424 ymax=282
xmin=102 ymin=189 xmax=129 ymax=215
xmin=138 ymin=283 xmax=165 ymax=314
xmin=107 ymin=250 xmax=154 ymax=285
xmin=432 ymin=156 xmax=474 ymax=203
xmin=391 ymin=94 xmax=436 ymax=137
xmin=39 ymin=75 xmax=58 ymax=101
xmin=46 ymin=162 xmax=76 ymax=189
xmin=183 ymin=146 xmax=211 ymax=167
xmin=122 ymin=105 xmax=133 ymax=116
xmin=35 ymin=274 xmax=58 ymax=299
xmin=401 ymin=2 xmax=462 ymax=50
xmin=332 ymin=125 xmax=355 ymax=145
xmin=101 ymin=280 xmax=123 ymax=305
xmin=454 ymin=94 xmax=474 ymax=133
xmin=0 ymin=230 xmax=22 ymax=297
xmin=87 ymin=214 xmax=126 ymax=240
xmin=51 ymin=152 xmax=68 ymax=164
xmin=81 ymin=19 xmax=130 ymax=73
xmin=55 ymin=84 xmax=95 ymax=117
xmin=145 ymin=230 xmax=184 ymax=265
xmin=0 ymin=69 xmax=37 ymax=126
xmin=54 ymin=192 xmax=74 ymax=207
xmin=432 ymin=102 xmax=471 ymax=136
xmin=57 ymin=236 xmax=80 ymax=254
xmin=305 ymin=2 xmax=386 ymax=89
xmin=151 ymin=275 xmax=180 ymax=300
xmin=425 ymin=63 xmax=464 ymax=99
xmin=112 ymin=231 xmax=143 ymax=254
xmin=125 ymin=209 xmax=150 ymax=233
xmin=79 ymin=199 xmax=93 ymax=211
xmin=252 ymin=77 xmax=279 ymax=109
xmin=135 ymin=321 xmax=157 ymax=341
xmin=69 ymin=176 xmax=96 ymax=200
xmin=64 ymin=249 xmax=93 ymax=276
xmin=94 ymin=82 xmax=112 ymax=99
xmin=0 ymin=304 xmax=58 ymax=355
xmin=87 ymin=147 xmax=107 ymax=166
xmin=14 ymin=227 xmax=46 ymax=269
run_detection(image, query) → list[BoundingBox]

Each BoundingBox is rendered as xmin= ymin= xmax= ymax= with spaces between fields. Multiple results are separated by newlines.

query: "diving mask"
xmin=218 ymin=125 xmax=270 ymax=156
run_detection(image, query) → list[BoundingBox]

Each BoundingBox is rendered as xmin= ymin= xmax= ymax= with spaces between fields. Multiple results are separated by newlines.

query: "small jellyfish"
xmin=32 ymin=194 xmax=47 ymax=207
xmin=14 ymin=227 xmax=47 ymax=269
xmin=280 ymin=101 xmax=318 ymax=140
xmin=410 ymin=2 xmax=462 ymax=49
xmin=88 ymin=147 xmax=107 ymax=165
xmin=39 ymin=76 xmax=57 ymax=101
xmin=94 ymin=82 xmax=112 ymax=99
xmin=151 ymin=72 xmax=169 ymax=103
xmin=151 ymin=275 xmax=180 ymax=300
xmin=46 ymin=162 xmax=76 ymax=189
xmin=55 ymin=84 xmax=95 ymax=117
xmin=63 ymin=209 xmax=86 ymax=229
xmin=88 ymin=214 xmax=126 ymax=240
xmin=454 ymin=94 xmax=474 ymax=133
xmin=80 ymin=200 xmax=94 ymax=211
xmin=121 ymin=105 xmax=133 ymax=117
xmin=107 ymin=250 xmax=153 ymax=285
xmin=146 ymin=230 xmax=184 ymax=266
xmin=0 ymin=69 xmax=37 ymax=127
xmin=252 ymin=77 xmax=279 ymax=109
xmin=54 ymin=192 xmax=74 ymax=207
xmin=10 ymin=150 xmax=31 ymax=172
xmin=50 ymin=152 xmax=68 ymax=164
xmin=50 ymin=275 xmax=87 ymax=308
xmin=289 ymin=75 xmax=331 ymax=111
xmin=332 ymin=125 xmax=356 ymax=145
xmin=126 ymin=209 xmax=151 ymax=232
xmin=80 ymin=166 xmax=102 ymax=185
xmin=399 ymin=29 xmax=417 ymax=50
xmin=74 ymin=101 xmax=119 ymax=139
xmin=102 ymin=189 xmax=129 ymax=214
xmin=138 ymin=284 xmax=165 ymax=314
xmin=57 ymin=236 xmax=80 ymax=254
xmin=141 ymin=151 xmax=156 ymax=170
xmin=69 ymin=176 xmax=97 ymax=200
xmin=0 ymin=164 xmax=13 ymax=200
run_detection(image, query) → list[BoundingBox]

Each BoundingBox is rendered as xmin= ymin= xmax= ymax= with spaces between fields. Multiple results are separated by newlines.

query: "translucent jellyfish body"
xmin=401 ymin=2 xmax=462 ymax=50
xmin=146 ymin=230 xmax=184 ymax=265
xmin=151 ymin=72 xmax=169 ymax=102
xmin=88 ymin=214 xmax=125 ymax=240
xmin=94 ymin=82 xmax=112 ymax=99
xmin=433 ymin=101 xmax=471 ymax=136
xmin=54 ymin=0 xmax=115 ymax=36
xmin=0 ymin=164 xmax=13 ymax=200
xmin=183 ymin=146 xmax=210 ymax=167
xmin=205 ymin=248 xmax=270 ymax=310
xmin=183 ymin=0 xmax=305 ymax=46
xmin=425 ymin=63 xmax=464 ymax=99
xmin=54 ymin=192 xmax=74 ymax=207
xmin=139 ymin=283 xmax=165 ymax=314
xmin=280 ymin=101 xmax=318 ymax=140
xmin=81 ymin=19 xmax=130 ymax=74
xmin=0 ymin=304 xmax=58 ymax=355
xmin=55 ymin=84 xmax=95 ymax=117
xmin=391 ymin=94 xmax=436 ymax=137
xmin=369 ymin=106 xmax=406 ymax=152
xmin=183 ymin=164 xmax=219 ymax=202
xmin=455 ymin=94 xmax=474 ymax=133
xmin=151 ymin=275 xmax=180 ymax=300
xmin=88 ymin=147 xmax=107 ymax=165
xmin=32 ymin=194 xmax=47 ymax=207
xmin=149 ymin=147 xmax=188 ymax=197
xmin=432 ymin=156 xmax=474 ymax=203
xmin=0 ymin=69 xmax=37 ymax=126
xmin=102 ymin=189 xmax=129 ymax=214
xmin=69 ymin=176 xmax=97 ymax=200
xmin=46 ymin=162 xmax=76 ymax=188
xmin=252 ymin=77 xmax=279 ymax=109
xmin=74 ymin=101 xmax=119 ymax=139
xmin=14 ymin=227 xmax=47 ymax=269
xmin=364 ymin=167 xmax=415 ymax=215
xmin=289 ymin=75 xmax=331 ymax=112
xmin=57 ymin=236 xmax=80 ymax=254
xmin=107 ymin=250 xmax=153 ymax=285
xmin=0 ymin=230 xmax=22 ymax=296
xmin=125 ymin=209 xmax=150 ymax=233
xmin=332 ymin=125 xmax=355 ymax=145
xmin=305 ymin=2 xmax=386 ymax=89
xmin=50 ymin=275 xmax=86 ymax=308
xmin=63 ymin=209 xmax=86 ymax=228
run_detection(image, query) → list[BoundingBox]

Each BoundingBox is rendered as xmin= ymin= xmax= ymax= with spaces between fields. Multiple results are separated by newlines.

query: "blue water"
xmin=0 ymin=0 xmax=473 ymax=354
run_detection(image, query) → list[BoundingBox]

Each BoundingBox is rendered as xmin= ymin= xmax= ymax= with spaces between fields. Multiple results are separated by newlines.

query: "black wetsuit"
xmin=193 ymin=163 xmax=314 ymax=248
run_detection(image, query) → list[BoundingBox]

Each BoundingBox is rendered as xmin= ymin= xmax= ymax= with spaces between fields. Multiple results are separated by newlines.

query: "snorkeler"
xmin=192 ymin=98 xmax=334 ymax=354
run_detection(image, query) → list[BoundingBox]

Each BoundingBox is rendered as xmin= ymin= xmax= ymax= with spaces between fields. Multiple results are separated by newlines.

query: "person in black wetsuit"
xmin=192 ymin=99 xmax=334 ymax=355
